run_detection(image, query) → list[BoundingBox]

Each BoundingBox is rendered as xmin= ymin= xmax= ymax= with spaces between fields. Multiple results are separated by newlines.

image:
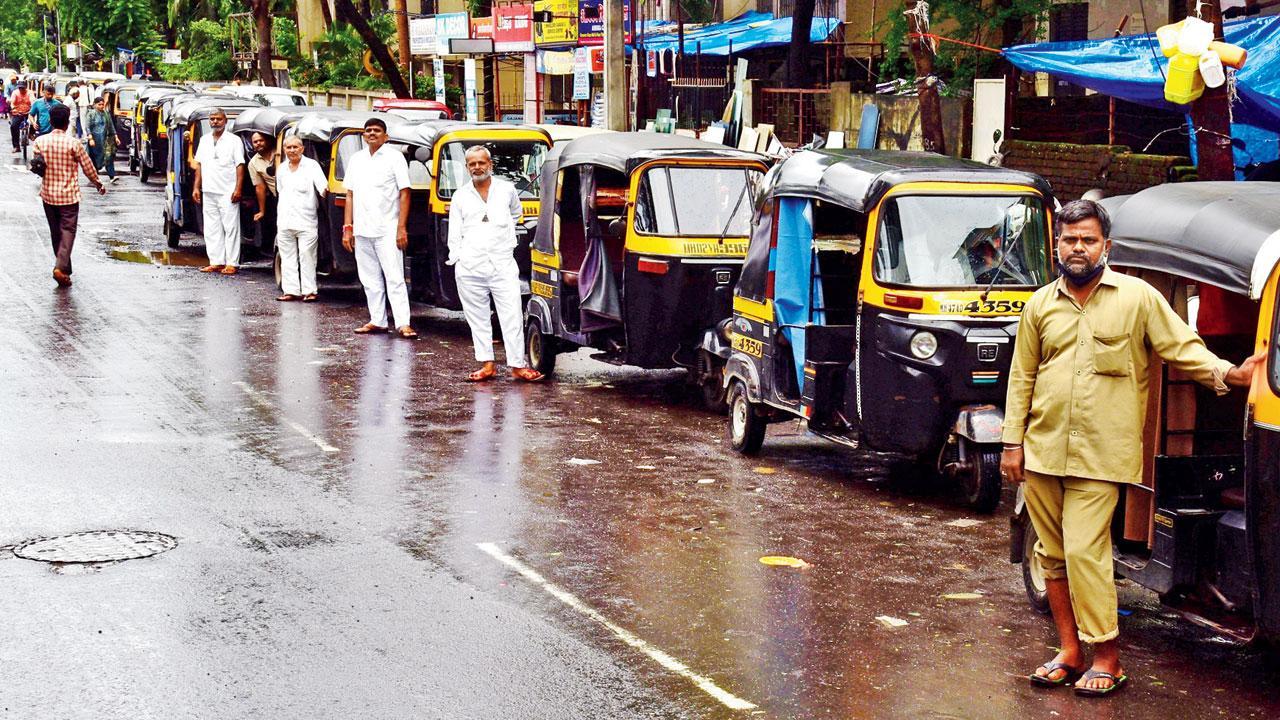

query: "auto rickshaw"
xmin=724 ymin=149 xmax=1055 ymax=512
xmin=162 ymin=96 xmax=264 ymax=250
xmin=133 ymin=86 xmax=194 ymax=182
xmin=284 ymin=110 xmax=416 ymax=286
xmin=101 ymin=79 xmax=182 ymax=161
xmin=1010 ymin=181 xmax=1280 ymax=642
xmin=524 ymin=133 xmax=769 ymax=390
xmin=390 ymin=120 xmax=552 ymax=310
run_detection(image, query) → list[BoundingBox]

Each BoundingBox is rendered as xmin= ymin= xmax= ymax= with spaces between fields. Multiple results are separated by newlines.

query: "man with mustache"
xmin=447 ymin=145 xmax=543 ymax=382
xmin=1001 ymin=199 xmax=1263 ymax=696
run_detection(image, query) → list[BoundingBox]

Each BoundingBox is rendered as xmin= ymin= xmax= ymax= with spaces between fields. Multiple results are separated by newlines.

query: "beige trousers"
xmin=1024 ymin=470 xmax=1122 ymax=644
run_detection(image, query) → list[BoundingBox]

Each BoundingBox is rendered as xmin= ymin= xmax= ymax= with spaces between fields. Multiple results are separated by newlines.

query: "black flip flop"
xmin=1074 ymin=669 xmax=1128 ymax=697
xmin=1029 ymin=661 xmax=1085 ymax=688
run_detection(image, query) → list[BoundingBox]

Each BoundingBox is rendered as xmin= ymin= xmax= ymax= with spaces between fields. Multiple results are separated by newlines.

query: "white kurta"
xmin=447 ymin=177 xmax=526 ymax=366
xmin=276 ymin=157 xmax=327 ymax=296
xmin=194 ymin=130 xmax=246 ymax=266
xmin=343 ymin=145 xmax=412 ymax=328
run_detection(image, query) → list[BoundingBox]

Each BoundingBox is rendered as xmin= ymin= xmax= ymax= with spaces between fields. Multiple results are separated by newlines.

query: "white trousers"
xmin=456 ymin=256 xmax=526 ymax=367
xmin=202 ymin=194 xmax=241 ymax=267
xmin=277 ymin=228 xmax=318 ymax=296
xmin=354 ymin=233 xmax=410 ymax=329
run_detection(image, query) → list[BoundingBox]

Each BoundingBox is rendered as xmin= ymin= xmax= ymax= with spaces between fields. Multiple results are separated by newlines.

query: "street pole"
xmin=904 ymin=0 xmax=946 ymax=154
xmin=604 ymin=0 xmax=626 ymax=130
xmin=55 ymin=10 xmax=63 ymax=72
xmin=1188 ymin=0 xmax=1234 ymax=180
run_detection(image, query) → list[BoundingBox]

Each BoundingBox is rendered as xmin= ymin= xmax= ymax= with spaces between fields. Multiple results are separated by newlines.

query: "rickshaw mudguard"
xmin=724 ymin=353 xmax=763 ymax=402
xmin=526 ymin=294 xmax=554 ymax=333
xmin=953 ymin=404 xmax=1005 ymax=444
xmin=1009 ymin=484 xmax=1028 ymax=564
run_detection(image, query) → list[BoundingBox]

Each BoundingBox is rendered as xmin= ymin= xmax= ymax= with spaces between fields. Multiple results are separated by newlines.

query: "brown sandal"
xmin=220 ymin=266 xmax=238 ymax=275
xmin=353 ymin=323 xmax=388 ymax=334
xmin=276 ymin=294 xmax=299 ymax=302
xmin=397 ymin=326 xmax=419 ymax=339
xmin=199 ymin=265 xmax=225 ymax=273
xmin=512 ymin=367 xmax=545 ymax=383
xmin=301 ymin=294 xmax=318 ymax=303
xmin=465 ymin=367 xmax=496 ymax=382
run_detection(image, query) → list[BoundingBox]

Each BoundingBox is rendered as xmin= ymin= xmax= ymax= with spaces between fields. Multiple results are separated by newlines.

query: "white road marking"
xmin=233 ymin=381 xmax=339 ymax=453
xmin=475 ymin=542 xmax=758 ymax=712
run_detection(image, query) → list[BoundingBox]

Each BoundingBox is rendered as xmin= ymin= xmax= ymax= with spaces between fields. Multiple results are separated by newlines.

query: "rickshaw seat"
xmin=1220 ymin=486 xmax=1245 ymax=510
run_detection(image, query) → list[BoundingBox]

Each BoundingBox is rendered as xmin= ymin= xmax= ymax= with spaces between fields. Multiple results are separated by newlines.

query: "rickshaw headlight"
xmin=909 ymin=331 xmax=938 ymax=360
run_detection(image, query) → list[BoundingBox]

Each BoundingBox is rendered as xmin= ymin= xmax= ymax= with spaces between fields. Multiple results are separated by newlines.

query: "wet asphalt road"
xmin=2 ymin=151 xmax=1279 ymax=720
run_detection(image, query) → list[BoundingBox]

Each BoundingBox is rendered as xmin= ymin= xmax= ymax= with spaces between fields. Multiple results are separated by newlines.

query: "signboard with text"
xmin=410 ymin=17 xmax=437 ymax=55
xmin=464 ymin=58 xmax=479 ymax=121
xmin=534 ymin=0 xmax=578 ymax=47
xmin=162 ymin=49 xmax=182 ymax=65
xmin=494 ymin=4 xmax=535 ymax=52
xmin=471 ymin=15 xmax=494 ymax=39
xmin=436 ymin=12 xmax=470 ymax=56
xmin=577 ymin=0 xmax=631 ymax=46
xmin=572 ymin=48 xmax=590 ymax=100
xmin=433 ymin=58 xmax=446 ymax=103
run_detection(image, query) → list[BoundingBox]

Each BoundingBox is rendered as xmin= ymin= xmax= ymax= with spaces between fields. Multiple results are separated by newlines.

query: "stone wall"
xmin=1000 ymin=140 xmax=1196 ymax=201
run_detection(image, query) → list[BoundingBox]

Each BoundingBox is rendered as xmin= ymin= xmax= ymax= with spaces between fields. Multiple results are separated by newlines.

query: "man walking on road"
xmin=274 ymin=136 xmax=326 ymax=302
xmin=1001 ymin=199 xmax=1263 ymax=696
xmin=341 ymin=117 xmax=417 ymax=339
xmin=448 ymin=145 xmax=542 ymax=382
xmin=192 ymin=108 xmax=246 ymax=275
xmin=33 ymin=104 xmax=106 ymax=288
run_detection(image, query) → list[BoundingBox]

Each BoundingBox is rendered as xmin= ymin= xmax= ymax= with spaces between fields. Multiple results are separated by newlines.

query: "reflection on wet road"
xmin=1 ymin=160 xmax=1278 ymax=719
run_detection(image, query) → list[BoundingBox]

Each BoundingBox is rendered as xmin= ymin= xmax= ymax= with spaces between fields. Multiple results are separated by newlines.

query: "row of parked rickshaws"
xmin=149 ymin=101 xmax=1280 ymax=644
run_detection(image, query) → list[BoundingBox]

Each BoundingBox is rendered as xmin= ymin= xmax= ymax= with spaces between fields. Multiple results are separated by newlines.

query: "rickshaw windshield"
xmin=873 ymin=194 xmax=1050 ymax=288
xmin=436 ymin=140 xmax=548 ymax=200
xmin=635 ymin=166 xmax=762 ymax=237
xmin=333 ymin=133 xmax=365 ymax=181
xmin=117 ymin=89 xmax=140 ymax=113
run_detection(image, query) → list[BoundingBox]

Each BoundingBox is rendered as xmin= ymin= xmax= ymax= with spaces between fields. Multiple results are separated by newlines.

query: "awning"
xmin=633 ymin=12 xmax=841 ymax=56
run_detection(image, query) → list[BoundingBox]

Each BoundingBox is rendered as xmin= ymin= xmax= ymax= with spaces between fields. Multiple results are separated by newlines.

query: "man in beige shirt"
xmin=1001 ymin=199 xmax=1262 ymax=696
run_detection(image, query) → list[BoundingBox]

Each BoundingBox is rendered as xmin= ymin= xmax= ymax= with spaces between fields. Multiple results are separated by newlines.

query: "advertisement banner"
xmin=464 ymin=58 xmax=479 ymax=121
xmin=410 ymin=17 xmax=437 ymax=56
xmin=534 ymin=0 xmax=578 ymax=47
xmin=572 ymin=48 xmax=590 ymax=100
xmin=162 ymin=49 xmax=182 ymax=65
xmin=436 ymin=12 xmax=470 ymax=56
xmin=471 ymin=15 xmax=494 ymax=39
xmin=434 ymin=58 xmax=446 ymax=103
xmin=494 ymin=4 xmax=535 ymax=53
xmin=535 ymin=49 xmax=576 ymax=75
xmin=577 ymin=0 xmax=631 ymax=46
xmin=590 ymin=47 xmax=604 ymax=73
xmin=646 ymin=49 xmax=657 ymax=77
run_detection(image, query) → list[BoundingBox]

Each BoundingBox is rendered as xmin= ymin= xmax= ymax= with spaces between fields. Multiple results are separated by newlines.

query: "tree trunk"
xmin=320 ymin=0 xmax=333 ymax=30
xmin=786 ymin=0 xmax=816 ymax=88
xmin=334 ymin=0 xmax=411 ymax=97
xmin=905 ymin=0 xmax=946 ymax=154
xmin=1188 ymin=0 xmax=1234 ymax=180
xmin=253 ymin=0 xmax=277 ymax=86
xmin=394 ymin=0 xmax=411 ymax=75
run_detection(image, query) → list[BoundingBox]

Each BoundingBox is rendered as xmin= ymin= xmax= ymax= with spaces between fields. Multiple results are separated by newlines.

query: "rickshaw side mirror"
xmin=607 ymin=218 xmax=625 ymax=240
xmin=413 ymin=146 xmax=431 ymax=164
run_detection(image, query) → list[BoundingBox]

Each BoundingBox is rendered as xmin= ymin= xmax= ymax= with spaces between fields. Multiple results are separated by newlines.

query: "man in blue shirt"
xmin=30 ymin=84 xmax=63 ymax=137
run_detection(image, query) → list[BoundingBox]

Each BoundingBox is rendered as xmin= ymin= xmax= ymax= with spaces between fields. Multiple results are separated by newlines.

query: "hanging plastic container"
xmin=1210 ymin=41 xmax=1248 ymax=69
xmin=1178 ymin=17 xmax=1215 ymax=57
xmin=1157 ymin=20 xmax=1186 ymax=58
xmin=1165 ymin=52 xmax=1206 ymax=104
xmin=1199 ymin=51 xmax=1226 ymax=89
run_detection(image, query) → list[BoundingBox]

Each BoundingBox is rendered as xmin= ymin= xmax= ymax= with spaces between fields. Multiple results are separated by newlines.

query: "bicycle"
xmin=12 ymin=115 xmax=30 ymax=163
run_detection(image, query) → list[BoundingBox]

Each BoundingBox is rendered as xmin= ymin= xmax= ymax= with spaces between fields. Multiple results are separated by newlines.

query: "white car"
xmin=219 ymin=85 xmax=308 ymax=107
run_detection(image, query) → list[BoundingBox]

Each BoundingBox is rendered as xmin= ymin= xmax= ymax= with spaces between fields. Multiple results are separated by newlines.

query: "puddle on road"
xmin=105 ymin=241 xmax=207 ymax=267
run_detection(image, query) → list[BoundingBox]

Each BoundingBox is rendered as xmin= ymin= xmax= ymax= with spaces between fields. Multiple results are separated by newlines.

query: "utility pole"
xmin=604 ymin=0 xmax=626 ymax=130
xmin=1187 ymin=0 xmax=1234 ymax=180
xmin=904 ymin=0 xmax=946 ymax=154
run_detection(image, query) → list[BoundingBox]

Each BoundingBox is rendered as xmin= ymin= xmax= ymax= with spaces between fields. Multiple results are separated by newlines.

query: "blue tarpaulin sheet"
xmin=1003 ymin=15 xmax=1280 ymax=172
xmin=634 ymin=12 xmax=840 ymax=56
xmin=774 ymin=197 xmax=815 ymax=389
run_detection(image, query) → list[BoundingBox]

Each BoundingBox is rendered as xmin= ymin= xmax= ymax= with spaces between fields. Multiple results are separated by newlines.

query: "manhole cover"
xmin=13 ymin=530 xmax=177 ymax=564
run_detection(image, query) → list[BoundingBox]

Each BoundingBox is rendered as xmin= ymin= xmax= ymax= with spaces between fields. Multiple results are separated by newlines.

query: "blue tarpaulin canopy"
xmin=1003 ymin=15 xmax=1280 ymax=171
xmin=633 ymin=12 xmax=841 ymax=55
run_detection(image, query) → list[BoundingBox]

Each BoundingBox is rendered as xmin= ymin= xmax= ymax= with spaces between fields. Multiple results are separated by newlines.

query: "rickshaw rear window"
xmin=436 ymin=140 xmax=548 ymax=200
xmin=873 ymin=194 xmax=1050 ymax=288
xmin=334 ymin=133 xmax=366 ymax=181
xmin=635 ymin=166 xmax=763 ymax=237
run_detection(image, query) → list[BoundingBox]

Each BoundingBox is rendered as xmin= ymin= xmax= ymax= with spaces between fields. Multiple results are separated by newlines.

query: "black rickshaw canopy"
xmin=291 ymin=110 xmax=409 ymax=143
xmin=233 ymin=105 xmax=336 ymax=137
xmin=168 ymin=96 xmax=262 ymax=125
xmin=551 ymin=132 xmax=765 ymax=175
xmin=1101 ymin=181 xmax=1280 ymax=299
xmin=764 ymin=148 xmax=1053 ymax=212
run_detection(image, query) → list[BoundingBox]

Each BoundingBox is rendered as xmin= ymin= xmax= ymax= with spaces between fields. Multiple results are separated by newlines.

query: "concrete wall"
xmin=828 ymin=82 xmax=969 ymax=157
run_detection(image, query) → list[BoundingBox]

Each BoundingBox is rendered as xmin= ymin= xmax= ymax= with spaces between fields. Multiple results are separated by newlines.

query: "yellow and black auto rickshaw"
xmin=101 ymin=79 xmax=181 ymax=163
xmin=524 ymin=133 xmax=768 ymax=391
xmin=1011 ymin=181 xmax=1280 ymax=642
xmin=725 ymin=149 xmax=1055 ymax=512
xmin=161 ymin=96 xmax=263 ymax=250
xmin=133 ymin=86 xmax=193 ymax=182
xmin=391 ymin=120 xmax=552 ymax=310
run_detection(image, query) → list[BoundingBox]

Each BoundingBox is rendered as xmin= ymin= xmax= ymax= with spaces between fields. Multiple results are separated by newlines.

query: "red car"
xmin=372 ymin=98 xmax=455 ymax=121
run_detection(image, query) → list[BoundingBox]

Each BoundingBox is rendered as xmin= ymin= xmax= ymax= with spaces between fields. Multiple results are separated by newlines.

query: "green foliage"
xmin=0 ymin=0 xmax=47 ymax=69
xmin=61 ymin=0 xmax=166 ymax=61
xmin=291 ymin=14 xmax=398 ymax=91
xmin=413 ymin=70 xmax=463 ymax=107
xmin=878 ymin=0 xmax=1052 ymax=94
xmin=158 ymin=17 xmax=234 ymax=81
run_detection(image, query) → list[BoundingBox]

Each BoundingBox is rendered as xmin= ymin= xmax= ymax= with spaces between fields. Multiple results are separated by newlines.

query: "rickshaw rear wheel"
xmin=273 ymin=248 xmax=283 ymax=292
xmin=961 ymin=445 xmax=1003 ymax=513
xmin=139 ymin=163 xmax=150 ymax=183
xmin=526 ymin=318 xmax=558 ymax=377
xmin=163 ymin=214 xmax=180 ymax=248
xmin=728 ymin=381 xmax=766 ymax=455
xmin=697 ymin=350 xmax=729 ymax=415
xmin=1020 ymin=510 xmax=1052 ymax=615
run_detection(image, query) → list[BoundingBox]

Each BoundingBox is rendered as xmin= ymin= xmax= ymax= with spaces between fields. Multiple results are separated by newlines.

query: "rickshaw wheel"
xmin=728 ymin=381 xmax=766 ymax=455
xmin=697 ymin=351 xmax=729 ymax=415
xmin=1020 ymin=511 xmax=1052 ymax=615
xmin=139 ymin=163 xmax=150 ymax=183
xmin=526 ymin=318 xmax=558 ymax=377
xmin=163 ymin=214 xmax=180 ymax=248
xmin=272 ymin=248 xmax=283 ymax=292
xmin=961 ymin=445 xmax=1003 ymax=513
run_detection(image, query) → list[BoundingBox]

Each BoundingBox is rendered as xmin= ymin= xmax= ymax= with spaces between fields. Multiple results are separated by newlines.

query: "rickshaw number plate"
xmin=977 ymin=344 xmax=999 ymax=362
xmin=733 ymin=334 xmax=764 ymax=358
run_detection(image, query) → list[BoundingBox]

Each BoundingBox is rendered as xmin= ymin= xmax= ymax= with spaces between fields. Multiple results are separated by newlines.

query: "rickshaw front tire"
xmin=962 ymin=447 xmax=1004 ymax=514
xmin=525 ymin=318 xmax=558 ymax=377
xmin=140 ymin=164 xmax=150 ymax=183
xmin=164 ymin=215 xmax=180 ymax=248
xmin=728 ymin=381 xmax=766 ymax=455
xmin=1019 ymin=509 xmax=1052 ymax=615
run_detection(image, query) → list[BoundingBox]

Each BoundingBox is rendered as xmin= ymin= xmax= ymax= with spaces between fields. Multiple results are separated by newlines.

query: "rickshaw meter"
xmin=909 ymin=331 xmax=939 ymax=360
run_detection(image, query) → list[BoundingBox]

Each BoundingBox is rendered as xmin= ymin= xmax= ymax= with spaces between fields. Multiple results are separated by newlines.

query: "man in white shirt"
xmin=447 ymin=145 xmax=542 ymax=382
xmin=274 ymin=136 xmax=327 ymax=302
xmin=341 ymin=117 xmax=416 ymax=338
xmin=192 ymin=109 xmax=246 ymax=274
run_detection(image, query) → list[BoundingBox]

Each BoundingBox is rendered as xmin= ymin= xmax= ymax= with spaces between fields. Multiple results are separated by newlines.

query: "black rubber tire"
xmin=961 ymin=444 xmax=1004 ymax=514
xmin=139 ymin=163 xmax=150 ymax=183
xmin=129 ymin=157 xmax=137 ymax=174
xmin=273 ymin=247 xmax=283 ymax=292
xmin=164 ymin=213 xmax=180 ymax=248
xmin=728 ymin=381 xmax=766 ymax=455
xmin=525 ymin=317 xmax=558 ymax=377
xmin=697 ymin=351 xmax=729 ymax=415
xmin=1020 ymin=511 xmax=1052 ymax=615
